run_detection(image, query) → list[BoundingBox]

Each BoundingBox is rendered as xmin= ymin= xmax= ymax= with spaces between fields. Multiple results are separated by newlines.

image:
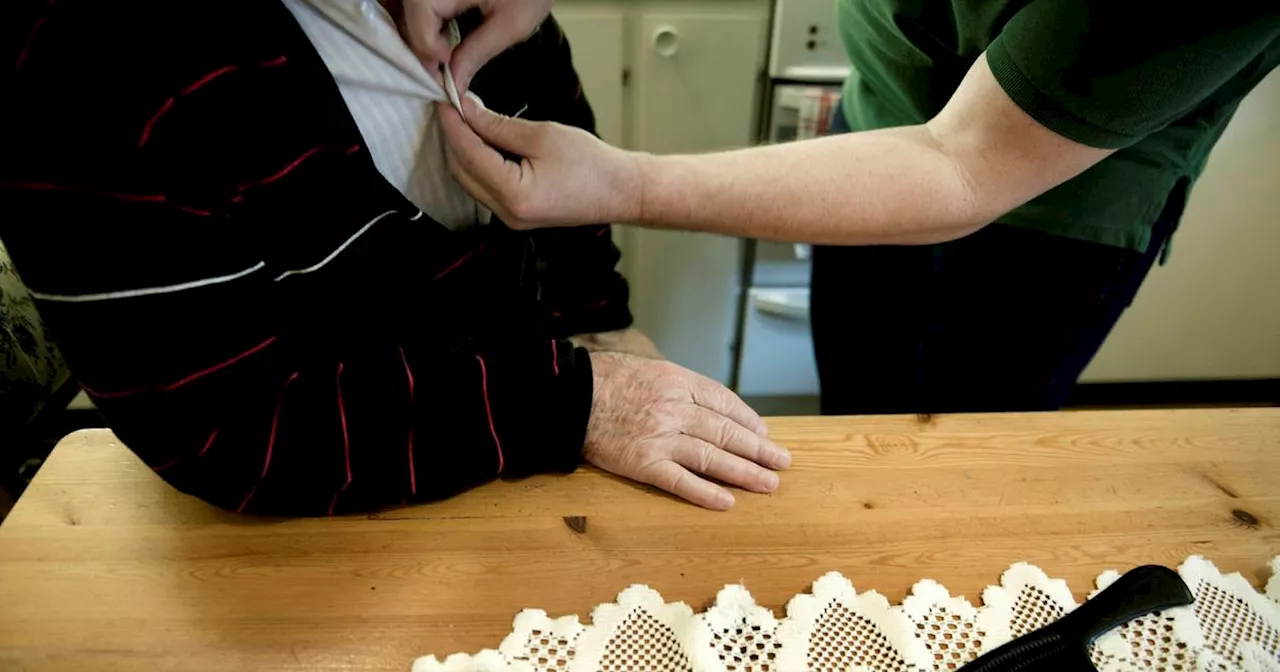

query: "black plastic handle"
xmin=1062 ymin=565 xmax=1194 ymax=645
xmin=962 ymin=565 xmax=1194 ymax=672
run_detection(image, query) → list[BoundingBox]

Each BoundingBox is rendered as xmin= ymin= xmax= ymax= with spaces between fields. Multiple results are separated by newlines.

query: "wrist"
xmin=624 ymin=151 xmax=660 ymax=225
xmin=584 ymin=350 xmax=612 ymax=450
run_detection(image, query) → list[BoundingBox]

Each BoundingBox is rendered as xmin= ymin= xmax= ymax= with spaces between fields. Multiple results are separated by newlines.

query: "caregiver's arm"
xmin=441 ymin=54 xmax=1112 ymax=245
xmin=639 ymin=54 xmax=1113 ymax=245
xmin=442 ymin=0 xmax=1278 ymax=244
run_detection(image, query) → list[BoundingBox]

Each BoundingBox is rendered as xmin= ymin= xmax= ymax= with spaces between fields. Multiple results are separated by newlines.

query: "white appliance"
xmin=601 ymin=3 xmax=772 ymax=386
xmin=731 ymin=0 xmax=849 ymax=404
xmin=768 ymin=0 xmax=852 ymax=83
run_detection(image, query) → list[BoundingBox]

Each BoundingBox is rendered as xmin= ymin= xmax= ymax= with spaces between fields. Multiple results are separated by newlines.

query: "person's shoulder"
xmin=13 ymin=0 xmax=299 ymax=95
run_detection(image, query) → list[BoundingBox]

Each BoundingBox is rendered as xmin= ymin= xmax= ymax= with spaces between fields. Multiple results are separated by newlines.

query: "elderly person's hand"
xmin=390 ymin=0 xmax=554 ymax=93
xmin=585 ymin=353 xmax=791 ymax=510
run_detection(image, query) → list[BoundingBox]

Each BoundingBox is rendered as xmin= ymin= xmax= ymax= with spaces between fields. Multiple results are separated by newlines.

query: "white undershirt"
xmin=281 ymin=0 xmax=490 ymax=230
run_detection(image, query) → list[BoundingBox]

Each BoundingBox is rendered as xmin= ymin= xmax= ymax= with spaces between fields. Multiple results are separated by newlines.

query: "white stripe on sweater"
xmin=30 ymin=262 xmax=266 ymax=303
xmin=274 ymin=209 xmax=398 ymax=281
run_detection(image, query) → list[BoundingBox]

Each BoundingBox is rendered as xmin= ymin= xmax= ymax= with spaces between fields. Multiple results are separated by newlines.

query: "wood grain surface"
xmin=1 ymin=409 xmax=1277 ymax=671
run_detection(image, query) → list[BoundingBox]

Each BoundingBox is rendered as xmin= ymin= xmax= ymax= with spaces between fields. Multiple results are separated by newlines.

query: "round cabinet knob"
xmin=652 ymin=26 xmax=680 ymax=58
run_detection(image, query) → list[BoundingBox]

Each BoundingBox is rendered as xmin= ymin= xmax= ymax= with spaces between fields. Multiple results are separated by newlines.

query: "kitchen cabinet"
xmin=552 ymin=8 xmax=626 ymax=148
xmin=631 ymin=11 xmax=767 ymax=153
xmin=629 ymin=10 xmax=767 ymax=382
xmin=554 ymin=1 xmax=770 ymax=156
xmin=556 ymin=0 xmax=770 ymax=382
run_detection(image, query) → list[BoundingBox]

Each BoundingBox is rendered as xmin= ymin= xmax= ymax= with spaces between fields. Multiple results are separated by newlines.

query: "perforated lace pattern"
xmin=805 ymin=602 xmax=917 ymax=672
xmin=1194 ymin=581 xmax=1280 ymax=669
xmin=413 ymin=556 xmax=1280 ymax=672
xmin=517 ymin=629 xmax=579 ymax=671
xmin=917 ymin=606 xmax=988 ymax=671
xmin=711 ymin=620 xmax=780 ymax=672
xmin=1010 ymin=586 xmax=1068 ymax=638
xmin=1089 ymin=611 xmax=1195 ymax=671
xmin=598 ymin=611 xmax=692 ymax=672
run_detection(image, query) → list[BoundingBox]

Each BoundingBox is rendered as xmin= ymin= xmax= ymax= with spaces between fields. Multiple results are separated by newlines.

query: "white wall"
xmin=1082 ymin=68 xmax=1280 ymax=382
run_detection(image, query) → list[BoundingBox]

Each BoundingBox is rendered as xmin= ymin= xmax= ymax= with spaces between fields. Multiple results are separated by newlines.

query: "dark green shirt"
xmin=837 ymin=0 xmax=1280 ymax=251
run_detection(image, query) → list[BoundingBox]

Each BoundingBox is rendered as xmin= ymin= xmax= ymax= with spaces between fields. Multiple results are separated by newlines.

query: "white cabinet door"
xmin=633 ymin=11 xmax=766 ymax=153
xmin=552 ymin=7 xmax=626 ymax=148
xmin=626 ymin=10 xmax=767 ymax=383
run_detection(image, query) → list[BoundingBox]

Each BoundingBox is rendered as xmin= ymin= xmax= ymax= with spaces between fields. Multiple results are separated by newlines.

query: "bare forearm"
xmin=633 ymin=54 xmax=1115 ymax=245
xmin=441 ymin=54 xmax=1113 ymax=241
xmin=636 ymin=125 xmax=988 ymax=245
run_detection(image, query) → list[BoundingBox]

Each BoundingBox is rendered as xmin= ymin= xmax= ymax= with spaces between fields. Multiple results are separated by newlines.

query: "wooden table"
xmin=1 ymin=409 xmax=1277 ymax=671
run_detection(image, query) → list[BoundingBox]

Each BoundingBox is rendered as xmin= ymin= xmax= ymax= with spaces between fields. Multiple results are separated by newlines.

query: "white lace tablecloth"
xmin=414 ymin=555 xmax=1280 ymax=672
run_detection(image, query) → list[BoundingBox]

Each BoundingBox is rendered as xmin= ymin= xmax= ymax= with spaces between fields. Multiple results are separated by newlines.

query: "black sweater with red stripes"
xmin=1 ymin=1 xmax=631 ymax=515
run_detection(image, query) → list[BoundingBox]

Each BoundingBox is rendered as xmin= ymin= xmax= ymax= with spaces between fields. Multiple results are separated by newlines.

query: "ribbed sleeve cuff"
xmin=540 ymin=270 xmax=635 ymax=338
xmin=483 ymin=341 xmax=592 ymax=477
xmin=986 ymin=37 xmax=1136 ymax=150
xmin=551 ymin=300 xmax=634 ymax=339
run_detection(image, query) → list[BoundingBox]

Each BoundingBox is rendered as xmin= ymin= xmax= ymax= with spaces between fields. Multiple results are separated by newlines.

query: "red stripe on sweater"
xmin=237 ymin=372 xmax=298 ymax=513
xmin=198 ymin=428 xmax=220 ymax=457
xmin=151 ymin=425 xmax=221 ymax=473
xmin=399 ymin=346 xmax=417 ymax=496
xmin=84 ymin=336 xmax=277 ymax=399
xmin=259 ymin=55 xmax=288 ymax=68
xmin=434 ymin=247 xmax=482 ymax=282
xmin=329 ymin=363 xmax=352 ymax=516
xmin=237 ymin=145 xmax=323 ymax=192
xmin=476 ymin=355 xmax=504 ymax=475
xmin=138 ymin=97 xmax=175 ymax=148
xmin=161 ymin=336 xmax=277 ymax=392
xmin=551 ymin=340 xmax=560 ymax=376
xmin=448 ymin=336 xmax=476 ymax=353
xmin=182 ymin=65 xmax=238 ymax=96
xmin=152 ymin=458 xmax=182 ymax=472
xmin=137 ymin=63 xmax=247 ymax=148
xmin=1 ymin=182 xmax=166 ymax=203
xmin=15 ymin=16 xmax=46 ymax=70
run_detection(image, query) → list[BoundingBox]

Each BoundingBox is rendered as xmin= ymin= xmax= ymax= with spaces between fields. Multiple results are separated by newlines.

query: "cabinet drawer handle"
xmin=652 ymin=26 xmax=680 ymax=58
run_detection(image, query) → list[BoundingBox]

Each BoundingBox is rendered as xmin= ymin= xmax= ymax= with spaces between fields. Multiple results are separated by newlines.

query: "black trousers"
xmin=811 ymin=112 xmax=1185 ymax=415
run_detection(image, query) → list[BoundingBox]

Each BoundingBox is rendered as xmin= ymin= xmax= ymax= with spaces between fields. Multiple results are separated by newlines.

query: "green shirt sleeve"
xmin=987 ymin=1 xmax=1280 ymax=149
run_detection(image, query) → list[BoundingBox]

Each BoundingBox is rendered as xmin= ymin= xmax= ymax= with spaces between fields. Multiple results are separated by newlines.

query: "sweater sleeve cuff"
xmin=483 ymin=341 xmax=592 ymax=477
xmin=548 ymin=287 xmax=634 ymax=338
